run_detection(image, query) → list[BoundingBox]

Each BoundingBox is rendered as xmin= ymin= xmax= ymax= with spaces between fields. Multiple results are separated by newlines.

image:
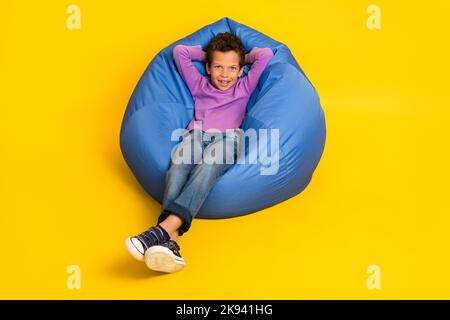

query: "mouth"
xmin=218 ymin=80 xmax=231 ymax=87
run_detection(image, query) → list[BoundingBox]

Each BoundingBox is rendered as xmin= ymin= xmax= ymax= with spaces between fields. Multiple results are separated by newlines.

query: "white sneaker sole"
xmin=125 ymin=238 xmax=145 ymax=261
xmin=145 ymin=245 xmax=186 ymax=273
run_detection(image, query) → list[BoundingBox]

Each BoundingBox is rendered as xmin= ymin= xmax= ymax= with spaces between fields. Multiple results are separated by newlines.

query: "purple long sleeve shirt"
xmin=173 ymin=44 xmax=274 ymax=134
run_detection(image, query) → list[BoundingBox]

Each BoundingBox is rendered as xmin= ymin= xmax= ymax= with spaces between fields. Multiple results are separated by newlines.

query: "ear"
xmin=238 ymin=66 xmax=244 ymax=77
xmin=206 ymin=63 xmax=211 ymax=75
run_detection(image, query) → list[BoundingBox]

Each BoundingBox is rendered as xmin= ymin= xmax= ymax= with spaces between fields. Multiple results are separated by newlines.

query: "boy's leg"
xmin=158 ymin=129 xmax=203 ymax=235
xmin=140 ymin=131 xmax=204 ymax=272
xmin=161 ymin=129 xmax=202 ymax=209
xmin=125 ymin=130 xmax=201 ymax=261
xmin=163 ymin=131 xmax=242 ymax=236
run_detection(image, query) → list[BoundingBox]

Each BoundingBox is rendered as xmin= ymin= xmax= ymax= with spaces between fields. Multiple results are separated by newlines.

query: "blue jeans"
xmin=157 ymin=129 xmax=243 ymax=236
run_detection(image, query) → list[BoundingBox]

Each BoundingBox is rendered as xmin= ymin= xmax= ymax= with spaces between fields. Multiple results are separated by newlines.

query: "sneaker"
xmin=145 ymin=240 xmax=186 ymax=273
xmin=125 ymin=225 xmax=170 ymax=261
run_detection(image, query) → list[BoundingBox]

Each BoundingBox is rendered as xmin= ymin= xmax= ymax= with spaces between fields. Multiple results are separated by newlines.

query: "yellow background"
xmin=1 ymin=1 xmax=449 ymax=299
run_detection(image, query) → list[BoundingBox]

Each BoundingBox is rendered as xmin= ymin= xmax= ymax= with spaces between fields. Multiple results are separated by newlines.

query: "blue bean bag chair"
xmin=120 ymin=17 xmax=326 ymax=219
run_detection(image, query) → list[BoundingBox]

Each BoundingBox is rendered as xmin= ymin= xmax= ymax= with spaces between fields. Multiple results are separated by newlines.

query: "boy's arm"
xmin=241 ymin=47 xmax=274 ymax=94
xmin=173 ymin=44 xmax=206 ymax=94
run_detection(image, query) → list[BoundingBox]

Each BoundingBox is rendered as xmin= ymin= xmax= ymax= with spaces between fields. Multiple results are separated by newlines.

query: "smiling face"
xmin=206 ymin=50 xmax=244 ymax=91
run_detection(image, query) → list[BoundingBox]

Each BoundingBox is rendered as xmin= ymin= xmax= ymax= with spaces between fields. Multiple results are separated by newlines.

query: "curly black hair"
xmin=205 ymin=32 xmax=245 ymax=68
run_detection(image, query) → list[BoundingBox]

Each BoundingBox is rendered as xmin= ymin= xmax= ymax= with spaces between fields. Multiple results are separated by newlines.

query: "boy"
xmin=126 ymin=32 xmax=273 ymax=273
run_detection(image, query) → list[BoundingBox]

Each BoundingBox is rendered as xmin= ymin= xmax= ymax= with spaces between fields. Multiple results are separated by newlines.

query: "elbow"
xmin=262 ymin=48 xmax=274 ymax=59
xmin=252 ymin=48 xmax=274 ymax=62
xmin=172 ymin=44 xmax=187 ymax=59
